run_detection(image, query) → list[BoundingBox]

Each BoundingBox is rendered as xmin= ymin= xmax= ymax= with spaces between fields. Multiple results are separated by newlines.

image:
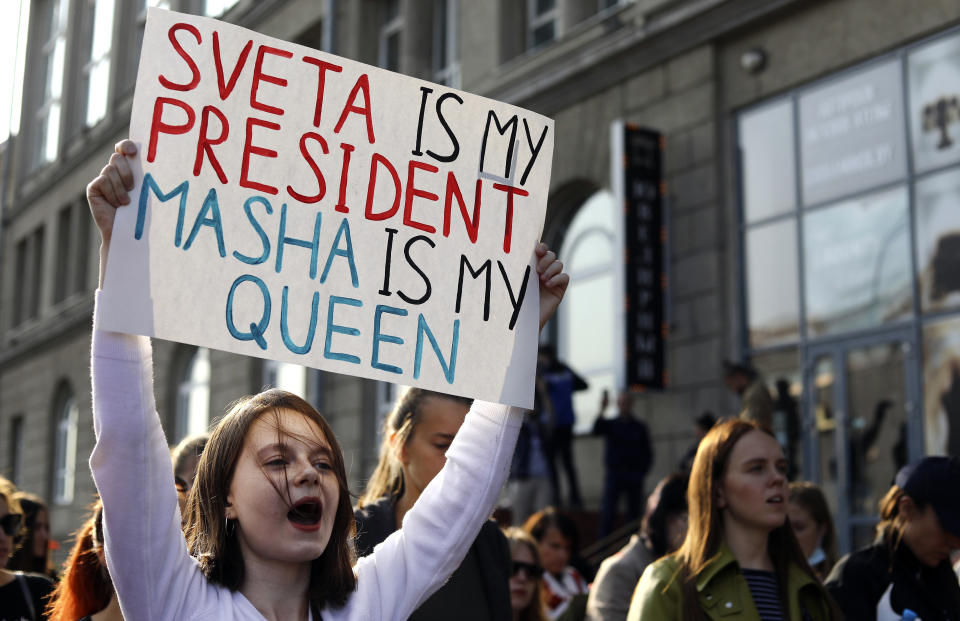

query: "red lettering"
xmin=403 ymin=160 xmax=439 ymax=234
xmin=240 ymin=117 xmax=281 ymax=195
xmin=158 ymin=24 xmax=202 ymax=91
xmin=492 ymin=183 xmax=529 ymax=254
xmin=334 ymin=74 xmax=375 ymax=144
xmin=364 ymin=153 xmax=401 ymax=221
xmin=287 ymin=132 xmax=329 ymax=204
xmin=213 ymin=31 xmax=252 ymax=100
xmin=193 ymin=105 xmax=229 ymax=183
xmin=301 ymin=56 xmax=343 ymax=128
xmin=250 ymin=45 xmax=293 ymax=116
xmin=336 ymin=143 xmax=355 ymax=213
xmin=148 ymin=97 xmax=196 ymax=163
xmin=443 ymin=173 xmax=481 ymax=243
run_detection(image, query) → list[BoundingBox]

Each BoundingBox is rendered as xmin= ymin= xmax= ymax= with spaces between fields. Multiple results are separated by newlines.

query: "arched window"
xmin=557 ymin=189 xmax=621 ymax=432
xmin=263 ymin=360 xmax=308 ymax=396
xmin=53 ymin=387 xmax=79 ymax=505
xmin=175 ymin=347 xmax=210 ymax=441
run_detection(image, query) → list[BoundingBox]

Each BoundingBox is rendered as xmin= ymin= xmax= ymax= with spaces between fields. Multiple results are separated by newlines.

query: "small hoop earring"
xmin=225 ymin=517 xmax=235 ymax=537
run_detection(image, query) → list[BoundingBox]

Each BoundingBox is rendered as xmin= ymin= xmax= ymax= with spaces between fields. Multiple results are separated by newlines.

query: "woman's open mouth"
xmin=288 ymin=497 xmax=323 ymax=532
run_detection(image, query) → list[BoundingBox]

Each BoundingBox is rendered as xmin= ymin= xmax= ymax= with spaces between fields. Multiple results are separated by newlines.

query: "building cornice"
xmin=478 ymin=0 xmax=803 ymax=115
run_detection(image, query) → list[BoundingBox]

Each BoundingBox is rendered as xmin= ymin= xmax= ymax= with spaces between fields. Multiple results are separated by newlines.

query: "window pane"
xmin=799 ymin=60 xmax=907 ymax=206
xmin=751 ymin=348 xmax=803 ymax=479
xmin=922 ymin=315 xmax=960 ymax=456
xmin=564 ymin=274 xmax=615 ymax=372
xmin=535 ymin=0 xmax=555 ymax=16
xmin=204 ymin=0 xmax=238 ymax=17
xmin=434 ymin=0 xmax=448 ymax=71
xmin=845 ymin=342 xmax=908 ymax=524
xmin=91 ymin=0 xmax=114 ymax=58
xmin=745 ymin=219 xmax=800 ymax=346
xmin=908 ymin=31 xmax=960 ymax=173
xmin=915 ymin=166 xmax=960 ymax=313
xmin=86 ymin=60 xmax=110 ymax=126
xmin=564 ymin=190 xmax=616 ymax=254
xmin=813 ymin=355 xmax=838 ymax=519
xmin=803 ymin=186 xmax=912 ymax=336
xmin=532 ymin=22 xmax=554 ymax=48
xmin=385 ymin=31 xmax=400 ymax=72
xmin=739 ymin=99 xmax=796 ymax=222
xmin=264 ymin=360 xmax=307 ymax=396
xmin=54 ymin=395 xmax=78 ymax=504
xmin=573 ymin=370 xmax=615 ymax=434
xmin=569 ymin=230 xmax=612 ymax=273
xmin=177 ymin=348 xmax=210 ymax=440
xmin=43 ymin=103 xmax=61 ymax=163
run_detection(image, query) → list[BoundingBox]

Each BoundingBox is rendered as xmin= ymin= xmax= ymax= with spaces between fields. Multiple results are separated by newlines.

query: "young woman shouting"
xmin=87 ymin=139 xmax=568 ymax=621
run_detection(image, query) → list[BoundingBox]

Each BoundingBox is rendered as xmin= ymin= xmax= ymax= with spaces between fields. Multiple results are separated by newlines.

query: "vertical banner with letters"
xmin=622 ymin=126 xmax=666 ymax=390
xmin=97 ymin=9 xmax=554 ymax=408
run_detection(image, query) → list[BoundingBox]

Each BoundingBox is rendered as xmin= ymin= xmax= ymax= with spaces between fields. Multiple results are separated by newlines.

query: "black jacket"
xmin=825 ymin=535 xmax=960 ymax=621
xmin=354 ymin=496 xmax=512 ymax=621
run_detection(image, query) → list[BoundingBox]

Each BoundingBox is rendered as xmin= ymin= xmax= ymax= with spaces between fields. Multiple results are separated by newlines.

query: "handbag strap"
xmin=15 ymin=572 xmax=37 ymax=620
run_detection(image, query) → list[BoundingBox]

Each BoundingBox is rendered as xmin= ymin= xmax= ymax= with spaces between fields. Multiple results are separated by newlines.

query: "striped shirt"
xmin=742 ymin=568 xmax=785 ymax=621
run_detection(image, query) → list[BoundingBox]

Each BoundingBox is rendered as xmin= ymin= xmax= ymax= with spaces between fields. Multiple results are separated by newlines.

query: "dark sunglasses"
xmin=0 ymin=513 xmax=22 ymax=536
xmin=512 ymin=561 xmax=543 ymax=579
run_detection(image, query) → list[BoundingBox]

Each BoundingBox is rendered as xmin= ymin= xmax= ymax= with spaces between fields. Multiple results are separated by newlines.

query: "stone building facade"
xmin=3 ymin=0 xmax=960 ymax=557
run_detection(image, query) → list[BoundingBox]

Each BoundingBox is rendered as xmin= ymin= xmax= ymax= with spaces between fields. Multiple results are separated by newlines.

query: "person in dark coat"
xmin=592 ymin=390 xmax=652 ymax=536
xmin=826 ymin=456 xmax=960 ymax=620
xmin=355 ymin=388 xmax=512 ymax=621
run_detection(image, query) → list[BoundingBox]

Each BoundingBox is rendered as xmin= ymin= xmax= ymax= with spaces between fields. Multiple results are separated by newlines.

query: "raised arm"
xmin=87 ymin=141 xmax=198 ymax=620
xmin=341 ymin=247 xmax=568 ymax=621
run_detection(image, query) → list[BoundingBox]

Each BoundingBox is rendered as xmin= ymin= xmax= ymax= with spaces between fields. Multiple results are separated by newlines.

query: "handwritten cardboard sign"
xmin=98 ymin=9 xmax=553 ymax=408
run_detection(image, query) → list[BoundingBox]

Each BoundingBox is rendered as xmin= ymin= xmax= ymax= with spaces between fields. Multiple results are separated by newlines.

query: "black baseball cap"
xmin=895 ymin=456 xmax=960 ymax=538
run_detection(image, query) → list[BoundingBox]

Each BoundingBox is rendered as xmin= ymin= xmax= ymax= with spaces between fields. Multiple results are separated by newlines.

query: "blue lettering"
xmin=233 ymin=196 xmax=274 ymax=265
xmin=323 ymin=295 xmax=362 ymax=364
xmin=225 ymin=275 xmax=271 ymax=350
xmin=280 ymin=286 xmax=320 ymax=355
xmin=183 ymin=188 xmax=226 ymax=257
xmin=414 ymin=314 xmax=459 ymax=383
xmin=372 ymin=304 xmax=408 ymax=374
xmin=320 ymin=217 xmax=359 ymax=288
xmin=136 ymin=173 xmax=190 ymax=245
xmin=275 ymin=203 xmax=323 ymax=279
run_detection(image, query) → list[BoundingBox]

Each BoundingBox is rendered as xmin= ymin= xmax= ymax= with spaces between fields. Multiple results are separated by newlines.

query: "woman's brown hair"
xmin=7 ymin=492 xmax=53 ymax=575
xmin=671 ymin=418 xmax=838 ymax=621
xmin=874 ymin=484 xmax=925 ymax=552
xmin=789 ymin=481 xmax=838 ymax=575
xmin=357 ymin=387 xmax=472 ymax=508
xmin=45 ymin=501 xmax=113 ymax=620
xmin=183 ymin=389 xmax=356 ymax=609
xmin=504 ymin=527 xmax=549 ymax=621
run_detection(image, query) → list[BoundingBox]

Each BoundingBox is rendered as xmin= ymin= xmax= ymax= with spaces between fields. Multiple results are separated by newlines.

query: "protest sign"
xmin=98 ymin=8 xmax=554 ymax=408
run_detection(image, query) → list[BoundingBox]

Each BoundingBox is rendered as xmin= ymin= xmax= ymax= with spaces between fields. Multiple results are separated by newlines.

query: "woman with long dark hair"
xmin=627 ymin=419 xmax=839 ymax=621
xmin=354 ymin=388 xmax=512 ymax=620
xmin=7 ymin=492 xmax=56 ymax=580
xmin=787 ymin=482 xmax=837 ymax=582
xmin=0 ymin=477 xmax=54 ymax=620
xmin=825 ymin=456 xmax=960 ymax=620
xmin=45 ymin=501 xmax=122 ymax=621
xmin=86 ymin=140 xmax=568 ymax=621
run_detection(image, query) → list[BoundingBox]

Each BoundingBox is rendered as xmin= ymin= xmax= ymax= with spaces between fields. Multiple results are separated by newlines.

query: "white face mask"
xmin=807 ymin=545 xmax=826 ymax=566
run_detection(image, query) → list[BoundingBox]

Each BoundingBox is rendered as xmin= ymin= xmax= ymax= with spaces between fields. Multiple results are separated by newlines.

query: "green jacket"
xmin=626 ymin=543 xmax=834 ymax=621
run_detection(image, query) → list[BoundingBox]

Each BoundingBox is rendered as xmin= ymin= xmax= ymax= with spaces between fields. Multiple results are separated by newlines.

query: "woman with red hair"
xmin=45 ymin=501 xmax=122 ymax=621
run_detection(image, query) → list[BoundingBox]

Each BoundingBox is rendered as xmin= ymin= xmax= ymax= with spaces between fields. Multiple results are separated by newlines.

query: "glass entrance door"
xmin=804 ymin=329 xmax=922 ymax=554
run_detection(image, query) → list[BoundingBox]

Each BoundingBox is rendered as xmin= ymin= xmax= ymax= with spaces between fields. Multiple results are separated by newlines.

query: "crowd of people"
xmin=1 ymin=141 xmax=960 ymax=621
